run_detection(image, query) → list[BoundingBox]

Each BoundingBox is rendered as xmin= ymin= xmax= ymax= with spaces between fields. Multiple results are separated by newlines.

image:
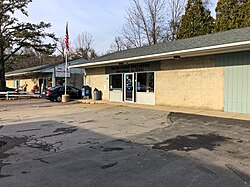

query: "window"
xmin=50 ymin=86 xmax=60 ymax=91
xmin=70 ymin=87 xmax=77 ymax=92
xmin=13 ymin=80 xmax=20 ymax=89
xmin=109 ymin=74 xmax=122 ymax=91
xmin=137 ymin=72 xmax=154 ymax=93
xmin=58 ymin=87 xmax=65 ymax=92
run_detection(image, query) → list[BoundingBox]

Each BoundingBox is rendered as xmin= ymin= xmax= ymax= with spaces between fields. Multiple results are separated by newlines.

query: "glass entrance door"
xmin=125 ymin=73 xmax=134 ymax=102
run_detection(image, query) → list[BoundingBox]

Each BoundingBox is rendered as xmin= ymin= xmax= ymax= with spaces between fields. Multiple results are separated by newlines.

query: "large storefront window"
xmin=109 ymin=74 xmax=122 ymax=91
xmin=137 ymin=72 xmax=154 ymax=93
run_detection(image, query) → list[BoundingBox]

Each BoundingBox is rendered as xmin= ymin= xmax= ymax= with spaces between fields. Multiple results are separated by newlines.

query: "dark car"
xmin=0 ymin=87 xmax=16 ymax=98
xmin=0 ymin=87 xmax=16 ymax=92
xmin=45 ymin=86 xmax=82 ymax=102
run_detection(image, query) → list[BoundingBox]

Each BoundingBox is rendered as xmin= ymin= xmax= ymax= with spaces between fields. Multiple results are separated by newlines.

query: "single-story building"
xmin=6 ymin=58 xmax=85 ymax=93
xmin=70 ymin=27 xmax=250 ymax=114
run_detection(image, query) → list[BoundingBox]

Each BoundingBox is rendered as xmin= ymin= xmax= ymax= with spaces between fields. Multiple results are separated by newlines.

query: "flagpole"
xmin=62 ymin=22 xmax=70 ymax=103
xmin=64 ymin=50 xmax=67 ymax=95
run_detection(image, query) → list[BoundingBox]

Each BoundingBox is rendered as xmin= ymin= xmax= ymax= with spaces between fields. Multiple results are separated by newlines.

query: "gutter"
xmin=6 ymin=71 xmax=31 ymax=77
xmin=6 ymin=66 xmax=56 ymax=77
xmin=69 ymin=41 xmax=250 ymax=69
xmin=5 ymin=70 xmax=49 ymax=77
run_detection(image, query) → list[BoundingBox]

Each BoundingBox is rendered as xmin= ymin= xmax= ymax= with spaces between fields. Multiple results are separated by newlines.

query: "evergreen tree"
xmin=238 ymin=0 xmax=250 ymax=28
xmin=0 ymin=0 xmax=57 ymax=90
xmin=177 ymin=0 xmax=214 ymax=39
xmin=215 ymin=0 xmax=250 ymax=32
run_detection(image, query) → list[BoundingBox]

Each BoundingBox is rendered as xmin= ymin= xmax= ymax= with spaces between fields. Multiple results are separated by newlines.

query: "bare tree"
xmin=108 ymin=37 xmax=130 ymax=53
xmin=56 ymin=37 xmax=66 ymax=61
xmin=166 ymin=0 xmax=211 ymax=41
xmin=122 ymin=0 xmax=167 ymax=48
xmin=108 ymin=0 xmax=213 ymax=52
xmin=74 ymin=32 xmax=97 ymax=59
xmin=6 ymin=46 xmax=61 ymax=72
xmin=55 ymin=37 xmax=76 ymax=61
xmin=167 ymin=0 xmax=185 ymax=41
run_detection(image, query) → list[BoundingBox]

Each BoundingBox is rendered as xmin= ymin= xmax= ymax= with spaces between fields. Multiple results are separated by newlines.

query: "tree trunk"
xmin=0 ymin=58 xmax=6 ymax=90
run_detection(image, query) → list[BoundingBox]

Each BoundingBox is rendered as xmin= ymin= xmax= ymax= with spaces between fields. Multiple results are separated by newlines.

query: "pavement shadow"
xmin=167 ymin=112 xmax=250 ymax=128
xmin=152 ymin=133 xmax=231 ymax=152
xmin=0 ymin=119 xmax=249 ymax=187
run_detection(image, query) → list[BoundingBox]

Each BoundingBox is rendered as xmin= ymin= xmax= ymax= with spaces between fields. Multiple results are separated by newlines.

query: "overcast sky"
xmin=17 ymin=0 xmax=218 ymax=54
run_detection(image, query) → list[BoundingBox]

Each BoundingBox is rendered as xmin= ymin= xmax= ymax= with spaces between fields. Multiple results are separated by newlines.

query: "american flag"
xmin=64 ymin=23 xmax=69 ymax=52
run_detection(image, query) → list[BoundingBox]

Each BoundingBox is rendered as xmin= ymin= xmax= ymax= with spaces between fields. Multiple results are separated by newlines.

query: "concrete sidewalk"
xmin=79 ymin=99 xmax=250 ymax=121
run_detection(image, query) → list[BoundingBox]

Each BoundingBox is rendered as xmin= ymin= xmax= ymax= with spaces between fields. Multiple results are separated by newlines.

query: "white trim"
xmin=6 ymin=70 xmax=51 ymax=77
xmin=6 ymin=72 xmax=30 ymax=77
xmin=69 ymin=41 xmax=250 ymax=69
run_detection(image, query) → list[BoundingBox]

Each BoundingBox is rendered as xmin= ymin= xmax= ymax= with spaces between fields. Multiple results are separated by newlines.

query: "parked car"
xmin=0 ymin=87 xmax=17 ymax=98
xmin=45 ymin=86 xmax=82 ymax=102
xmin=0 ymin=87 xmax=16 ymax=92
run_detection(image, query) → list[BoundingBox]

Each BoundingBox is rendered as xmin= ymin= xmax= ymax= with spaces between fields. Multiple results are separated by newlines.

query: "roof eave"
xmin=6 ymin=71 xmax=32 ymax=77
xmin=69 ymin=41 xmax=250 ymax=69
xmin=5 ymin=70 xmax=51 ymax=78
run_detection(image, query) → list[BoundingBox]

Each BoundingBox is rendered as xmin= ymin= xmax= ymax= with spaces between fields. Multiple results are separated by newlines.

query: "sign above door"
xmin=105 ymin=61 xmax=160 ymax=74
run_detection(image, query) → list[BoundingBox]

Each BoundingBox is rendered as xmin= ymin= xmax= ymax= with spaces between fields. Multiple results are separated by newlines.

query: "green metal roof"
xmin=86 ymin=27 xmax=250 ymax=64
xmin=6 ymin=63 xmax=57 ymax=75
xmin=6 ymin=58 xmax=85 ymax=75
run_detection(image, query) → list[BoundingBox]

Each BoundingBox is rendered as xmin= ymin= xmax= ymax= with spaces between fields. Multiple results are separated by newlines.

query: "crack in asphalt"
xmin=25 ymin=138 xmax=63 ymax=152
xmin=0 ymin=133 xmax=64 ymax=178
xmin=34 ymin=158 xmax=50 ymax=164
xmin=79 ymin=120 xmax=96 ymax=124
xmin=101 ymin=162 xmax=118 ymax=169
xmin=102 ymin=147 xmax=124 ymax=152
xmin=196 ymin=165 xmax=217 ymax=177
xmin=40 ymin=127 xmax=78 ymax=138
xmin=0 ymin=136 xmax=28 ymax=178
xmin=16 ymin=128 xmax=41 ymax=133
xmin=225 ymin=164 xmax=250 ymax=184
xmin=40 ymin=123 xmax=54 ymax=127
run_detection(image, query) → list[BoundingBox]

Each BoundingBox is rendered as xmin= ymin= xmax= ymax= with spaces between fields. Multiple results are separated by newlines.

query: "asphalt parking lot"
xmin=0 ymin=99 xmax=249 ymax=187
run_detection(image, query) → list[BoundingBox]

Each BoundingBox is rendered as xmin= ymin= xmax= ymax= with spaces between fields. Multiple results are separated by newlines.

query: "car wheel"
xmin=56 ymin=95 xmax=62 ymax=102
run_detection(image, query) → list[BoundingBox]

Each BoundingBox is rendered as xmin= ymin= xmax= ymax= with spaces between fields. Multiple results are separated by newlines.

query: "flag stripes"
xmin=64 ymin=23 xmax=69 ymax=51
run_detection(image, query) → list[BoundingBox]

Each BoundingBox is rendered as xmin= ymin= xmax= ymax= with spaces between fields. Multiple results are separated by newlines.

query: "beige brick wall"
xmin=85 ymin=67 xmax=109 ymax=100
xmin=6 ymin=80 xmax=13 ymax=88
xmin=161 ymin=55 xmax=215 ymax=70
xmin=155 ymin=67 xmax=224 ymax=110
xmin=84 ymin=55 xmax=225 ymax=109
xmin=6 ymin=79 xmax=37 ymax=93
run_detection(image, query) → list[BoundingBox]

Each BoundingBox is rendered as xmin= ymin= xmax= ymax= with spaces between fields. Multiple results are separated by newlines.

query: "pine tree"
xmin=177 ymin=0 xmax=214 ymax=39
xmin=215 ymin=0 xmax=240 ymax=32
xmin=239 ymin=0 xmax=250 ymax=28
xmin=215 ymin=0 xmax=250 ymax=32
xmin=0 ymin=0 xmax=57 ymax=90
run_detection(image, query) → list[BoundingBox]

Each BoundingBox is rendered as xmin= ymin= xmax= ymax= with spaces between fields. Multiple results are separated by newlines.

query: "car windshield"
xmin=50 ymin=86 xmax=62 ymax=91
xmin=71 ymin=87 xmax=79 ymax=92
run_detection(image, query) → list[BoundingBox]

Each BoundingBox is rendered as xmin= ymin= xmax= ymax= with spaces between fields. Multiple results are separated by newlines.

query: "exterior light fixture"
xmin=173 ymin=55 xmax=181 ymax=59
